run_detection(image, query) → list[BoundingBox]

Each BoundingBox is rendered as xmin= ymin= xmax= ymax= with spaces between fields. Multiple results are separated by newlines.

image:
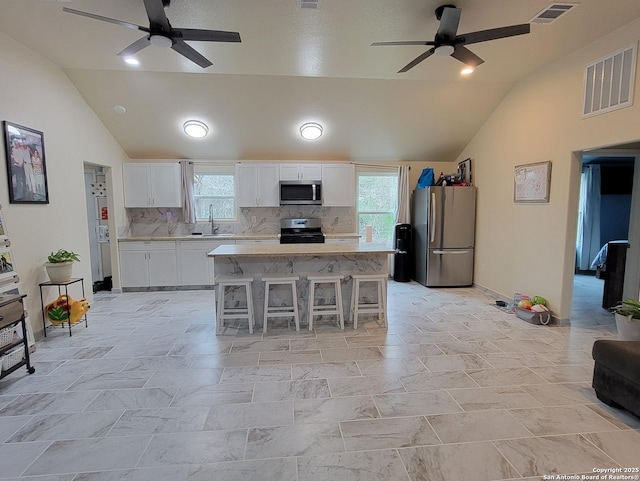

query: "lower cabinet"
xmin=119 ymin=241 xmax=178 ymax=288
xmin=177 ymin=240 xmax=235 ymax=286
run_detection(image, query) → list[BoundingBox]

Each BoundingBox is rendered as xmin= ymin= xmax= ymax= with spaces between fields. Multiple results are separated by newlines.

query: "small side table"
xmin=39 ymin=278 xmax=88 ymax=337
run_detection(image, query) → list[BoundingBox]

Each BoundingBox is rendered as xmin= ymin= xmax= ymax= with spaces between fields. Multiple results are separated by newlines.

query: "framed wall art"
xmin=0 ymin=248 xmax=16 ymax=282
xmin=514 ymin=161 xmax=552 ymax=203
xmin=3 ymin=121 xmax=49 ymax=204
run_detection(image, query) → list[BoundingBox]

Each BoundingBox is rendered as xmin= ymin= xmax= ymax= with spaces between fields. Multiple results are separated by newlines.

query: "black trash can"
xmin=393 ymin=223 xmax=412 ymax=282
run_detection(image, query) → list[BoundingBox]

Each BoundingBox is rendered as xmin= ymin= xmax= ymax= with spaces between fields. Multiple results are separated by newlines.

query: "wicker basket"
xmin=1 ymin=345 xmax=24 ymax=372
xmin=0 ymin=326 xmax=16 ymax=349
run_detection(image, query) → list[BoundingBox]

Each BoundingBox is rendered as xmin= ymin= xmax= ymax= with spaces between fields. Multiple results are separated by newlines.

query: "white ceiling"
xmin=3 ymin=0 xmax=640 ymax=161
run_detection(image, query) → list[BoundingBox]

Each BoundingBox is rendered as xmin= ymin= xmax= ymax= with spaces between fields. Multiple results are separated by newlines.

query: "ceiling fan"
xmin=372 ymin=4 xmax=530 ymax=73
xmin=63 ymin=0 xmax=241 ymax=68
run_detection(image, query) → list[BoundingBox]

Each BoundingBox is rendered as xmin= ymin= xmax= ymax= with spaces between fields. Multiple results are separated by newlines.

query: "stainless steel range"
xmin=279 ymin=218 xmax=325 ymax=244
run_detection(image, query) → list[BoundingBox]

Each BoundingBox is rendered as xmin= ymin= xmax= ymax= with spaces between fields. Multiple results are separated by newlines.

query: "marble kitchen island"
xmin=208 ymin=243 xmax=394 ymax=332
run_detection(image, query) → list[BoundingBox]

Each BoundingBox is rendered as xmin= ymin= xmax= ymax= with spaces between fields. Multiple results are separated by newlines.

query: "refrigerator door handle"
xmin=432 ymin=250 xmax=472 ymax=255
xmin=430 ymin=192 xmax=436 ymax=243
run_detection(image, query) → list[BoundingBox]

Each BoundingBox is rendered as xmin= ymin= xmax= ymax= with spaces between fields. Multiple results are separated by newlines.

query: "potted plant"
xmin=611 ymin=299 xmax=640 ymax=341
xmin=45 ymin=249 xmax=80 ymax=283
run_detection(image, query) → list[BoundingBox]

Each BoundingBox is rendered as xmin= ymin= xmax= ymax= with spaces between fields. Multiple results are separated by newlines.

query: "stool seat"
xmin=215 ymin=277 xmax=255 ymax=335
xmin=262 ymin=275 xmax=300 ymax=333
xmin=350 ymin=274 xmax=387 ymax=330
xmin=307 ymin=274 xmax=344 ymax=331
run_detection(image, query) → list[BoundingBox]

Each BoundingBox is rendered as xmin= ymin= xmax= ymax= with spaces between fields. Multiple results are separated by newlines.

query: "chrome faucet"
xmin=209 ymin=204 xmax=218 ymax=234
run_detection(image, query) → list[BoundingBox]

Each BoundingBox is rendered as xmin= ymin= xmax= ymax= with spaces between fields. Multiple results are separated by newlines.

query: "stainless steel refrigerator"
xmin=411 ymin=186 xmax=476 ymax=287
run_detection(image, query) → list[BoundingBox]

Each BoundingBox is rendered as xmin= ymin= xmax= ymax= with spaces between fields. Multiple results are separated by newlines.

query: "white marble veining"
xmin=1 ymin=279 xmax=637 ymax=481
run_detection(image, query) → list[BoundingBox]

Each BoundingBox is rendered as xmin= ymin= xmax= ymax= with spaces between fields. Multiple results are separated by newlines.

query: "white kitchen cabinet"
xmin=119 ymin=241 xmax=178 ymax=287
xmin=322 ymin=164 xmax=355 ymax=206
xmin=123 ymin=163 xmax=181 ymax=208
xmin=279 ymin=163 xmax=322 ymax=181
xmin=236 ymin=164 xmax=279 ymax=207
xmin=177 ymin=240 xmax=235 ymax=286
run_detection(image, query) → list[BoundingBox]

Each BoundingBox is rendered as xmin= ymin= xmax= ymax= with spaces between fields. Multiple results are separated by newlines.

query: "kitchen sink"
xmin=191 ymin=233 xmax=234 ymax=238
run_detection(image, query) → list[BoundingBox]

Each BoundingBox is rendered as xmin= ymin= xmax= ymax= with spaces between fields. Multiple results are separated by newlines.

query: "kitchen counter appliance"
xmin=279 ymin=218 xmax=325 ymax=244
xmin=279 ymin=180 xmax=322 ymax=205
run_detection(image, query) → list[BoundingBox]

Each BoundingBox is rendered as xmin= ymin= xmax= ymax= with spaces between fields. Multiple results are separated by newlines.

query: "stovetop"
xmin=280 ymin=218 xmax=325 ymax=244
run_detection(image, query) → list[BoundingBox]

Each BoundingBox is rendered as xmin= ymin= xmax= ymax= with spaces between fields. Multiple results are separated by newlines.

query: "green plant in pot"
xmin=610 ymin=299 xmax=640 ymax=341
xmin=45 ymin=249 xmax=80 ymax=283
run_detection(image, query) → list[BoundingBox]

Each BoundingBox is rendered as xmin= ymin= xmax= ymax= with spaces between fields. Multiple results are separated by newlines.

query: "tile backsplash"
xmin=126 ymin=206 xmax=356 ymax=237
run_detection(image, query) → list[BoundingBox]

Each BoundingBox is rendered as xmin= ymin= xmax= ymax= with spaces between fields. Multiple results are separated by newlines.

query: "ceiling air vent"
xmin=300 ymin=0 xmax=318 ymax=9
xmin=530 ymin=3 xmax=578 ymax=24
xmin=583 ymin=43 xmax=637 ymax=119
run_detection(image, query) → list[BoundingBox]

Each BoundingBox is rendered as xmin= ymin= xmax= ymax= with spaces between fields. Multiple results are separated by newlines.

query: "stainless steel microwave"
xmin=279 ymin=180 xmax=322 ymax=205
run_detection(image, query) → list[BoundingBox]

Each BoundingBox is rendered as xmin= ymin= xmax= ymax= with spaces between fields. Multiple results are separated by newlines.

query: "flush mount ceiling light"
xmin=460 ymin=66 xmax=474 ymax=75
xmin=124 ymin=57 xmax=139 ymax=65
xmin=183 ymin=120 xmax=209 ymax=138
xmin=113 ymin=105 xmax=126 ymax=114
xmin=300 ymin=122 xmax=323 ymax=140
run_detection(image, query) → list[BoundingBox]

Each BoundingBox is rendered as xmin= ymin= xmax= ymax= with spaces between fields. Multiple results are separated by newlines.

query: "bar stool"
xmin=215 ymin=277 xmax=255 ymax=335
xmin=350 ymin=274 xmax=387 ymax=330
xmin=262 ymin=275 xmax=300 ymax=333
xmin=307 ymin=274 xmax=344 ymax=331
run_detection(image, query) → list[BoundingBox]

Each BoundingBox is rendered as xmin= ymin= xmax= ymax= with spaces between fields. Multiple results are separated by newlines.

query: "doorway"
xmin=572 ymin=149 xmax=639 ymax=326
xmin=83 ymin=164 xmax=112 ymax=292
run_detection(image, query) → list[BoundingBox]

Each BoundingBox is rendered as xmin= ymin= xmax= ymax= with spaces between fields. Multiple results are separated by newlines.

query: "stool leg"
xmin=335 ymin=279 xmax=344 ymax=330
xmin=263 ymin=281 xmax=270 ymax=334
xmin=380 ymin=279 xmax=387 ymax=327
xmin=246 ymin=283 xmax=254 ymax=335
xmin=353 ymin=279 xmax=361 ymax=330
xmin=216 ymin=284 xmax=224 ymax=335
xmin=308 ymin=281 xmax=315 ymax=331
xmin=292 ymin=282 xmax=300 ymax=331
xmin=349 ymin=278 xmax=356 ymax=326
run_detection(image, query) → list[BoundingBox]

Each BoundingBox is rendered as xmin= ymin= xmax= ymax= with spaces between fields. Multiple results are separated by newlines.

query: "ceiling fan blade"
xmin=62 ymin=7 xmax=148 ymax=32
xmin=457 ymin=24 xmax=530 ymax=46
xmin=371 ymin=40 xmax=436 ymax=47
xmin=175 ymin=28 xmax=241 ymax=43
xmin=436 ymin=6 xmax=461 ymax=42
xmin=117 ymin=36 xmax=152 ymax=57
xmin=398 ymin=48 xmax=435 ymax=73
xmin=143 ymin=0 xmax=171 ymax=32
xmin=451 ymin=45 xmax=484 ymax=68
xmin=171 ymin=40 xmax=212 ymax=68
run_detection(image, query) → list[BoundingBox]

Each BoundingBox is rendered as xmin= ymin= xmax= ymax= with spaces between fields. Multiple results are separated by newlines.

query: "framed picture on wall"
xmin=0 ymin=248 xmax=17 ymax=282
xmin=3 ymin=121 xmax=49 ymax=204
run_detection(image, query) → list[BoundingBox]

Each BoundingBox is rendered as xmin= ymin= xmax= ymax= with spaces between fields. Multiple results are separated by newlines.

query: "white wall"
xmin=0 ymin=32 xmax=129 ymax=336
xmin=458 ymin=19 xmax=640 ymax=320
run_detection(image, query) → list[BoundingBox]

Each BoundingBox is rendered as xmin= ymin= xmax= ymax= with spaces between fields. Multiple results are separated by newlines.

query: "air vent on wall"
xmin=583 ymin=43 xmax=637 ymax=119
xmin=300 ymin=0 xmax=318 ymax=9
xmin=530 ymin=3 xmax=578 ymax=24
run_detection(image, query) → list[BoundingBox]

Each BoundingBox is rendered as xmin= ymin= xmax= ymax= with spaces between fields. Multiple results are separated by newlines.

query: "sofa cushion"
xmin=592 ymin=340 xmax=640 ymax=385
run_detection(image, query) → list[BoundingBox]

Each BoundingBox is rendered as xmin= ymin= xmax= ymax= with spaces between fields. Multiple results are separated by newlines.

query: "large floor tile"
xmin=509 ymin=405 xmax=620 ymax=436
xmin=72 ymin=466 xmax=189 ymax=481
xmin=245 ymin=423 xmax=344 ymax=458
xmin=0 ymin=441 xmax=51 ymax=478
xmin=373 ymin=390 xmax=462 ymax=417
xmin=398 ymin=441 xmax=519 ymax=481
xmin=204 ymin=401 xmax=294 ymax=430
xmin=582 ymin=430 xmax=640 ymax=467
xmin=328 ymin=375 xmax=405 ymax=396
xmin=341 ymin=416 xmax=440 ymax=451
xmin=107 ymin=406 xmax=210 ymax=436
xmin=253 ymin=379 xmax=331 ymax=402
xmin=399 ymin=370 xmax=478 ymax=391
xmin=291 ymin=361 xmax=361 ymax=380
xmin=297 ymin=450 xmax=410 ymax=481
xmin=84 ymin=387 xmax=177 ymax=411
xmin=465 ymin=367 xmax=548 ymax=387
xmin=426 ymin=409 xmax=532 ymax=443
xmin=294 ymin=396 xmax=379 ymax=424
xmin=447 ymin=386 xmax=543 ymax=411
xmin=187 ymin=458 xmax=297 ymax=481
xmin=8 ymin=411 xmax=122 ymax=442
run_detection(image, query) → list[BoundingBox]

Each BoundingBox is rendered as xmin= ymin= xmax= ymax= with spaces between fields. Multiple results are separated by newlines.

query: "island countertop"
xmin=208 ymin=243 xmax=394 ymax=257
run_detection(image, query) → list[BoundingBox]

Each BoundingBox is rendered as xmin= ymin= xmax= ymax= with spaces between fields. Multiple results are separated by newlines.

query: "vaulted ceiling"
xmin=3 ymin=0 xmax=640 ymax=161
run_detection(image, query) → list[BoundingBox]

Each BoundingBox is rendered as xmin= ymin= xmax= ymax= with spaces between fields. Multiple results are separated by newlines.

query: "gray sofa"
xmin=592 ymin=340 xmax=640 ymax=418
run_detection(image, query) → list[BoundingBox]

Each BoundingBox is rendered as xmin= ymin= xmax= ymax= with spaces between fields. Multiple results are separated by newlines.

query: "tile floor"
xmin=1 ymin=278 xmax=639 ymax=481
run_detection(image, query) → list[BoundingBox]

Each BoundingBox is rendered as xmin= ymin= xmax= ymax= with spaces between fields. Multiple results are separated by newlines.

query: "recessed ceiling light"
xmin=183 ymin=120 xmax=209 ymax=138
xmin=113 ymin=105 xmax=126 ymax=114
xmin=460 ymin=67 xmax=474 ymax=75
xmin=300 ymin=122 xmax=323 ymax=140
xmin=124 ymin=57 xmax=139 ymax=65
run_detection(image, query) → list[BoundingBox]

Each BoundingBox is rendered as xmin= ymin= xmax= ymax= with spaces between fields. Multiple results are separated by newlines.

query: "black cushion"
xmin=592 ymin=340 xmax=640 ymax=385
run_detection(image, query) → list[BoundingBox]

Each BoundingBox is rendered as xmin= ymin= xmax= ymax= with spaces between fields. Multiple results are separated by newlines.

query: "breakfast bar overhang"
xmin=208 ymin=243 xmax=395 ymax=332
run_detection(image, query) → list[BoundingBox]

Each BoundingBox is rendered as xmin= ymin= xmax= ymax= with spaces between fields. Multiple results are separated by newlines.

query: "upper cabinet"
xmin=123 ymin=163 xmax=181 ymax=208
xmin=236 ymin=163 xmax=280 ymax=207
xmin=279 ymin=163 xmax=322 ymax=181
xmin=322 ymin=164 xmax=355 ymax=206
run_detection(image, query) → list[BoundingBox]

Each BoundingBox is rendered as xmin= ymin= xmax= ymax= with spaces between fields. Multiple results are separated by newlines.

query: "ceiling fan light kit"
xmin=183 ymin=120 xmax=209 ymax=138
xmin=372 ymin=4 xmax=531 ymax=72
xmin=300 ymin=122 xmax=323 ymax=140
xmin=63 ymin=0 xmax=241 ymax=68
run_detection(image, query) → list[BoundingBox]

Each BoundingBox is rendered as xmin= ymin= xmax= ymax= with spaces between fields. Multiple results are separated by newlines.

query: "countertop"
xmin=118 ymin=233 xmax=361 ymax=242
xmin=208 ymin=243 xmax=394 ymax=257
